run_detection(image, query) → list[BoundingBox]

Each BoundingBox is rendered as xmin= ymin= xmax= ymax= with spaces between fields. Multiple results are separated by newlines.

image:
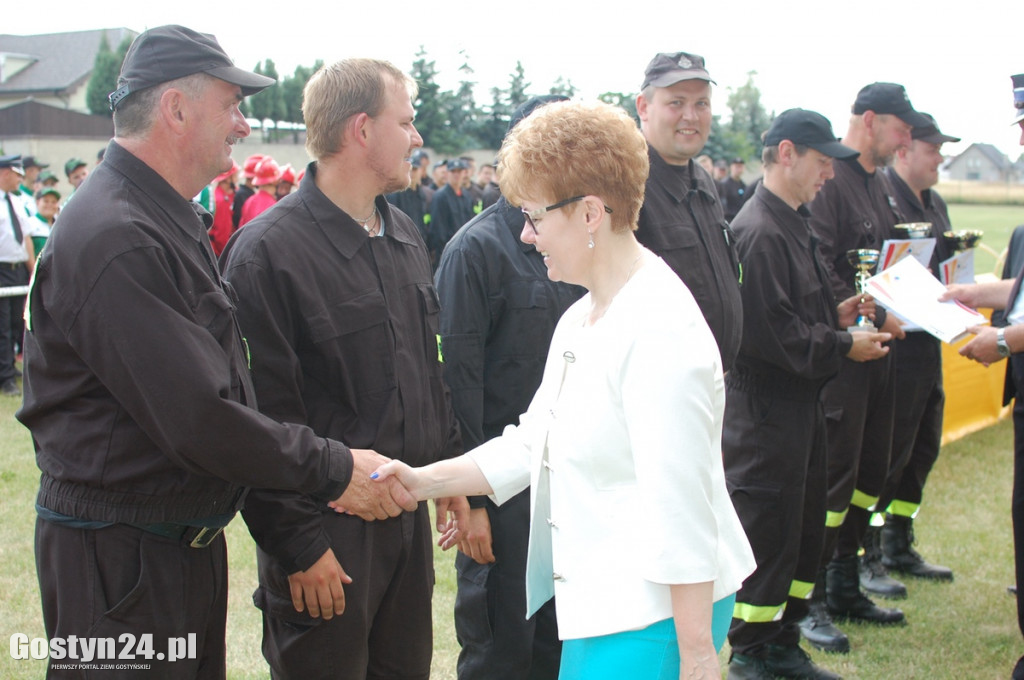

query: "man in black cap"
xmin=875 ymin=114 xmax=960 ymax=584
xmin=635 ymin=51 xmax=743 ymax=371
xmin=385 ymin=148 xmax=434 ymax=247
xmin=435 ymin=94 xmax=582 ymax=680
xmin=18 ymin=26 xmax=416 ymax=678
xmin=430 ymin=157 xmax=476 ymax=267
xmin=0 ymin=154 xmax=33 ymax=397
xmin=222 ymin=57 xmax=465 ymax=680
xmin=940 ymin=73 xmax=1024 ymax=680
xmin=718 ymin=156 xmax=750 ymax=222
xmin=723 ymin=109 xmax=890 ymax=680
xmin=805 ymin=82 xmax=928 ymax=639
xmin=19 ymin=156 xmax=48 ymax=199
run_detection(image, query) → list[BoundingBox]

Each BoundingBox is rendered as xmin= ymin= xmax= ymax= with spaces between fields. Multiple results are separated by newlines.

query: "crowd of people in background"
xmin=7 ymin=22 xmax=1024 ymax=680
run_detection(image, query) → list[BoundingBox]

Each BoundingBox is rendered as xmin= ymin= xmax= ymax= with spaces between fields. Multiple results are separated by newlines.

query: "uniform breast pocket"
xmin=504 ymin=283 xmax=552 ymax=355
xmin=650 ymin=225 xmax=711 ymax=300
xmin=192 ymin=289 xmax=236 ymax=346
xmin=308 ymin=290 xmax=395 ymax=394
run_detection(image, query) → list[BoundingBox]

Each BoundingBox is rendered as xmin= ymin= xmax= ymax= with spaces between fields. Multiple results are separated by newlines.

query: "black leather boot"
xmin=763 ymin=644 xmax=843 ymax=680
xmin=880 ymin=514 xmax=954 ymax=581
xmin=826 ymin=555 xmax=906 ymax=625
xmin=729 ymin=645 xmax=844 ymax=680
xmin=799 ymin=570 xmax=850 ymax=653
xmin=859 ymin=525 xmax=907 ymax=598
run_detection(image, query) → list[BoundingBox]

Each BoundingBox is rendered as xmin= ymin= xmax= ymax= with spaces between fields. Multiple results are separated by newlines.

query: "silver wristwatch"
xmin=997 ymin=328 xmax=1011 ymax=358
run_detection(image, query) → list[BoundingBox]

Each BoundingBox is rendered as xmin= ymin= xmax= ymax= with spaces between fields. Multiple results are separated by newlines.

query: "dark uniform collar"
xmin=841 ymin=153 xmax=875 ymax=180
xmin=493 ymin=197 xmax=535 ymax=254
xmin=297 ymin=161 xmax=419 ymax=260
xmin=647 ymin=145 xmax=718 ymax=203
xmin=884 ymin=166 xmax=931 ymax=214
xmin=103 ymin=140 xmax=211 ymax=241
xmin=752 ymin=181 xmax=813 ymax=230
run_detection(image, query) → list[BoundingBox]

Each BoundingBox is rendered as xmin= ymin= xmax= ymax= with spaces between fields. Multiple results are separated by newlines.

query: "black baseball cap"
xmin=852 ymin=83 xmax=930 ymax=128
xmin=730 ymin=157 xmax=745 ymax=165
xmin=912 ymin=113 xmax=960 ymax=144
xmin=22 ymin=156 xmax=48 ymax=170
xmin=447 ymin=159 xmax=469 ymax=172
xmin=764 ymin=109 xmax=859 ymax=160
xmin=1012 ymin=74 xmax=1024 ymax=125
xmin=509 ymin=94 xmax=569 ymax=134
xmin=641 ymin=52 xmax=716 ymax=90
xmin=108 ymin=25 xmax=275 ymax=111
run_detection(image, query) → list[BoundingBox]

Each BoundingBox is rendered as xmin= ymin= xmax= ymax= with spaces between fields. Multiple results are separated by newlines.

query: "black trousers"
xmin=35 ymin=518 xmax=229 ymax=679
xmin=0 ymin=262 xmax=28 ymax=383
xmin=1011 ymin=354 xmax=1024 ymax=639
xmin=820 ymin=354 xmax=895 ymax=563
xmin=256 ymin=505 xmax=434 ymax=680
xmin=723 ymin=383 xmax=827 ymax=655
xmin=454 ymin=491 xmax=561 ymax=680
xmin=878 ymin=333 xmax=944 ymax=516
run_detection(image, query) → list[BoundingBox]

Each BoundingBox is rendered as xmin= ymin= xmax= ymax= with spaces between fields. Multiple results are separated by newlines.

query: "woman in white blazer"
xmin=364 ymin=101 xmax=755 ymax=680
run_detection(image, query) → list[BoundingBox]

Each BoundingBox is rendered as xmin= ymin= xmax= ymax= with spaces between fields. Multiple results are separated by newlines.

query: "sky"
xmin=6 ymin=0 xmax=1022 ymax=160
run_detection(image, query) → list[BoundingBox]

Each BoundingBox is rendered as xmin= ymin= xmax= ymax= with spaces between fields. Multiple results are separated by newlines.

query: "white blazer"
xmin=469 ymin=256 xmax=755 ymax=640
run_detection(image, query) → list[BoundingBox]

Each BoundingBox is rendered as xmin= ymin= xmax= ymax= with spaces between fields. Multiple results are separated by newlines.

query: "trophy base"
xmin=847 ymin=324 xmax=877 ymax=333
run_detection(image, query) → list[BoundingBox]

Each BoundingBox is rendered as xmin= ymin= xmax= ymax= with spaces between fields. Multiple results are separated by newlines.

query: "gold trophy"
xmin=846 ymin=248 xmax=880 ymax=332
xmin=893 ymin=222 xmax=932 ymax=239
xmin=942 ymin=230 xmax=983 ymax=252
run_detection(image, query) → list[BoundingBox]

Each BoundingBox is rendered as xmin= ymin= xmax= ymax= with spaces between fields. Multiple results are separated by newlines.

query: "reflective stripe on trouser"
xmin=879 ymin=333 xmax=945 ymax=517
xmin=820 ymin=355 xmax=895 ymax=566
xmin=723 ymin=386 xmax=827 ymax=655
xmin=886 ymin=500 xmax=920 ymax=519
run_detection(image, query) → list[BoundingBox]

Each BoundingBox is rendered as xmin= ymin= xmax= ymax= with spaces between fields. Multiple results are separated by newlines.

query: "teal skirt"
xmin=558 ymin=593 xmax=735 ymax=680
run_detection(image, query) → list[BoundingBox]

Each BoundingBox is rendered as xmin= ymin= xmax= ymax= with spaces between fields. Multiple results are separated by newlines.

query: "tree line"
xmin=87 ymin=35 xmax=772 ymax=162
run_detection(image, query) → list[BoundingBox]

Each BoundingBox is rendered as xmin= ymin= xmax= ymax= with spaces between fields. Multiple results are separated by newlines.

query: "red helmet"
xmin=252 ymin=158 xmax=282 ymax=187
xmin=278 ymin=163 xmax=296 ymax=186
xmin=243 ymin=154 xmax=267 ymax=179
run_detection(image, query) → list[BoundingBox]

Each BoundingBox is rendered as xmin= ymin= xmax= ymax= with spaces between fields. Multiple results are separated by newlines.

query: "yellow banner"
xmin=941 ymin=309 xmax=1011 ymax=444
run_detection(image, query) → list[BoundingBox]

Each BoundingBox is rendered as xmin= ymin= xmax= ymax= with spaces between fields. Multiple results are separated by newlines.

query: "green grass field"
xmin=1 ymin=201 xmax=1023 ymax=678
xmin=946 ymin=202 xmax=1024 ymax=276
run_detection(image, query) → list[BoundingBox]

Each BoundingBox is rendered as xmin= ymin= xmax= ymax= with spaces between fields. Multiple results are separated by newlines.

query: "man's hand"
xmin=457 ymin=507 xmax=496 ymax=564
xmin=958 ymin=325 xmax=1004 ymax=367
xmin=333 ymin=449 xmax=418 ymax=520
xmin=837 ymin=293 xmax=876 ymax=330
xmin=939 ymin=282 xmax=980 ymax=307
xmin=434 ymin=496 xmax=471 ymax=551
xmin=847 ymin=331 xmax=892 ymax=362
xmin=288 ymin=548 xmax=351 ymax=620
xmin=879 ymin=313 xmax=906 ymax=341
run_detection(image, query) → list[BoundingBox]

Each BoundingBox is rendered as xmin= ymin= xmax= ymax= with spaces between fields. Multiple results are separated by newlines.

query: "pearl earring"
xmin=587 ymin=232 xmax=595 ymax=249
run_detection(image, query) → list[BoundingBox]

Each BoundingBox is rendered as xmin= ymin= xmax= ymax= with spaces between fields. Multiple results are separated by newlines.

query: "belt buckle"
xmin=189 ymin=526 xmax=223 ymax=548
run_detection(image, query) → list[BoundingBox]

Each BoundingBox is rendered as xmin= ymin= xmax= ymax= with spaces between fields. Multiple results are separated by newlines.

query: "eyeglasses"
xmin=522 ymin=196 xmax=613 ymax=234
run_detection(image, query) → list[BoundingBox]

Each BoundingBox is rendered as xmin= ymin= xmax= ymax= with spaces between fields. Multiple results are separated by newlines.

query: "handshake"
xmin=329 ymin=448 xmax=465 ymax=547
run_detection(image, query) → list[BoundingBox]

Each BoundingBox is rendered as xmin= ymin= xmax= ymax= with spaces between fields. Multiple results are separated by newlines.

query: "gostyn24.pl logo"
xmin=10 ymin=633 xmax=198 ymax=662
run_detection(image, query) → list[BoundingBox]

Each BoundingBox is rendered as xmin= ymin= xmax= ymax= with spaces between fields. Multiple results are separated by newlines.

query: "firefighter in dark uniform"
xmin=222 ymin=58 xmax=465 ymax=680
xmin=877 ymin=114 xmax=960 ymax=582
xmin=723 ymin=109 xmax=890 ymax=680
xmin=806 ymin=83 xmax=930 ymax=637
xmin=18 ymin=26 xmax=417 ymax=679
xmin=634 ymin=51 xmax=743 ymax=371
xmin=719 ymin=157 xmax=750 ymax=222
xmin=435 ymin=95 xmax=584 ymax=680
xmin=940 ymin=73 xmax=1024 ymax=680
